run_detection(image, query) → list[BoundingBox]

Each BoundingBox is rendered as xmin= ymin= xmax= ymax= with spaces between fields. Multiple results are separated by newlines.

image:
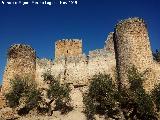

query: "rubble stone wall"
xmin=35 ymin=58 xmax=52 ymax=88
xmin=35 ymin=34 xmax=116 ymax=86
xmin=1 ymin=44 xmax=36 ymax=93
xmin=114 ymin=17 xmax=159 ymax=91
xmin=1 ymin=17 xmax=160 ymax=99
xmin=36 ymin=50 xmax=115 ymax=86
xmin=104 ymin=32 xmax=115 ymax=54
xmin=55 ymin=39 xmax=82 ymax=61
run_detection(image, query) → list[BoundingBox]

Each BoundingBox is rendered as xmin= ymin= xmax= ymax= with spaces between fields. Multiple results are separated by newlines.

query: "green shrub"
xmin=5 ymin=76 xmax=42 ymax=115
xmin=83 ymin=94 xmax=96 ymax=120
xmin=42 ymin=73 xmax=72 ymax=115
xmin=83 ymin=74 xmax=118 ymax=120
xmin=26 ymin=88 xmax=42 ymax=109
xmin=118 ymin=66 xmax=157 ymax=119
xmin=84 ymin=67 xmax=158 ymax=120
xmin=151 ymin=84 xmax=160 ymax=112
xmin=127 ymin=66 xmax=144 ymax=91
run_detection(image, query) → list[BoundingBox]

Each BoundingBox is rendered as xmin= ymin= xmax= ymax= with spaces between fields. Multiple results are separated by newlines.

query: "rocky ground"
xmin=0 ymin=107 xmax=108 ymax=120
xmin=18 ymin=109 xmax=86 ymax=120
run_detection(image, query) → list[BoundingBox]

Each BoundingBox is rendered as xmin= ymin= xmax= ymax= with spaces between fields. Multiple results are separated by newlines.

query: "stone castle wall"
xmin=1 ymin=44 xmax=36 ymax=93
xmin=104 ymin=32 xmax=115 ymax=54
xmin=35 ymin=55 xmax=115 ymax=87
xmin=51 ymin=53 xmax=115 ymax=85
xmin=1 ymin=17 xmax=160 ymax=97
xmin=35 ymin=35 xmax=116 ymax=88
xmin=55 ymin=39 xmax=82 ymax=62
xmin=35 ymin=58 xmax=52 ymax=88
xmin=36 ymin=35 xmax=116 ymax=87
xmin=1 ymin=17 xmax=160 ymax=111
xmin=114 ymin=17 xmax=160 ymax=91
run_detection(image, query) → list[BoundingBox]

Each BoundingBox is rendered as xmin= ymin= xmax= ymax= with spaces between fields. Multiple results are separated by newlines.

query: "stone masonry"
xmin=1 ymin=17 xmax=160 ymax=109
xmin=36 ymin=36 xmax=116 ymax=87
xmin=114 ymin=17 xmax=160 ymax=91
xmin=55 ymin=39 xmax=82 ymax=62
xmin=1 ymin=44 xmax=36 ymax=93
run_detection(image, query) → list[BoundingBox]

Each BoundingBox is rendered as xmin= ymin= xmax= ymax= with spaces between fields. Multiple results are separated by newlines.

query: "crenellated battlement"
xmin=55 ymin=39 xmax=82 ymax=43
xmin=1 ymin=17 xmax=160 ymax=97
xmin=55 ymin=39 xmax=82 ymax=60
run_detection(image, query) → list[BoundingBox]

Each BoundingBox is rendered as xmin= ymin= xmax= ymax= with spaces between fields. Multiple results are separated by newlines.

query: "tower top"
xmin=55 ymin=39 xmax=82 ymax=60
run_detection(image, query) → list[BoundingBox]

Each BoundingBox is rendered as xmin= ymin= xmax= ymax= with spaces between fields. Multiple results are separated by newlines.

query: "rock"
xmin=0 ymin=107 xmax=19 ymax=120
xmin=62 ymin=110 xmax=86 ymax=120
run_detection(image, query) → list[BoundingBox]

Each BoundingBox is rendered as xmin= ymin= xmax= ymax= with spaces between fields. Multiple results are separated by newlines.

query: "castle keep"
xmin=1 ymin=17 xmax=160 ymax=108
xmin=55 ymin=39 xmax=82 ymax=60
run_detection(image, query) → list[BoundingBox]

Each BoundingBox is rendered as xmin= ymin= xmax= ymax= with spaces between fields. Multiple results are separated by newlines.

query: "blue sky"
xmin=0 ymin=0 xmax=160 ymax=84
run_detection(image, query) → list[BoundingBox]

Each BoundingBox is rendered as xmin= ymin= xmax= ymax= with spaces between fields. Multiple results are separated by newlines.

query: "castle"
xmin=1 ymin=17 xmax=160 ymax=109
xmin=1 ymin=35 xmax=116 ymax=93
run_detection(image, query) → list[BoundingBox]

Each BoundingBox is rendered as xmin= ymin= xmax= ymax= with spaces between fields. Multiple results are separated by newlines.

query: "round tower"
xmin=114 ymin=17 xmax=154 ymax=88
xmin=1 ymin=44 xmax=36 ymax=93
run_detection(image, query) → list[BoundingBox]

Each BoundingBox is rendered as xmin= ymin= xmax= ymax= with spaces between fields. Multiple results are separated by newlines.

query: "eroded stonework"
xmin=36 ymin=37 xmax=116 ymax=87
xmin=55 ymin=39 xmax=82 ymax=61
xmin=1 ymin=17 xmax=160 ymax=110
xmin=1 ymin=44 xmax=36 ymax=93
xmin=114 ymin=17 xmax=160 ymax=91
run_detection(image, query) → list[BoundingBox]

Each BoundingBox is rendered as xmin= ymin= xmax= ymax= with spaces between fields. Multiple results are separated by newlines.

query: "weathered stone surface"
xmin=55 ymin=39 xmax=82 ymax=61
xmin=105 ymin=32 xmax=115 ymax=54
xmin=35 ymin=37 xmax=116 ymax=86
xmin=1 ymin=17 xmax=160 ymax=119
xmin=1 ymin=44 xmax=36 ymax=93
xmin=0 ymin=107 xmax=19 ymax=120
xmin=0 ymin=92 xmax=6 ymax=109
xmin=113 ymin=17 xmax=158 ymax=90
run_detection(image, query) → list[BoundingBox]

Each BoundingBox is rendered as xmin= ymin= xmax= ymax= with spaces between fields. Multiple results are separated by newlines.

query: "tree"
xmin=151 ymin=83 xmax=160 ymax=112
xmin=117 ymin=66 xmax=158 ymax=120
xmin=42 ymin=72 xmax=72 ymax=115
xmin=83 ymin=74 xmax=119 ymax=120
xmin=83 ymin=67 xmax=158 ymax=120
xmin=5 ymin=76 xmax=42 ymax=115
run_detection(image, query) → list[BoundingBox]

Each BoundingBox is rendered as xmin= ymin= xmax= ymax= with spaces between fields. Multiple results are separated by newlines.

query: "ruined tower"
xmin=105 ymin=32 xmax=115 ymax=54
xmin=1 ymin=44 xmax=36 ymax=93
xmin=114 ymin=17 xmax=154 ymax=89
xmin=55 ymin=39 xmax=82 ymax=61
